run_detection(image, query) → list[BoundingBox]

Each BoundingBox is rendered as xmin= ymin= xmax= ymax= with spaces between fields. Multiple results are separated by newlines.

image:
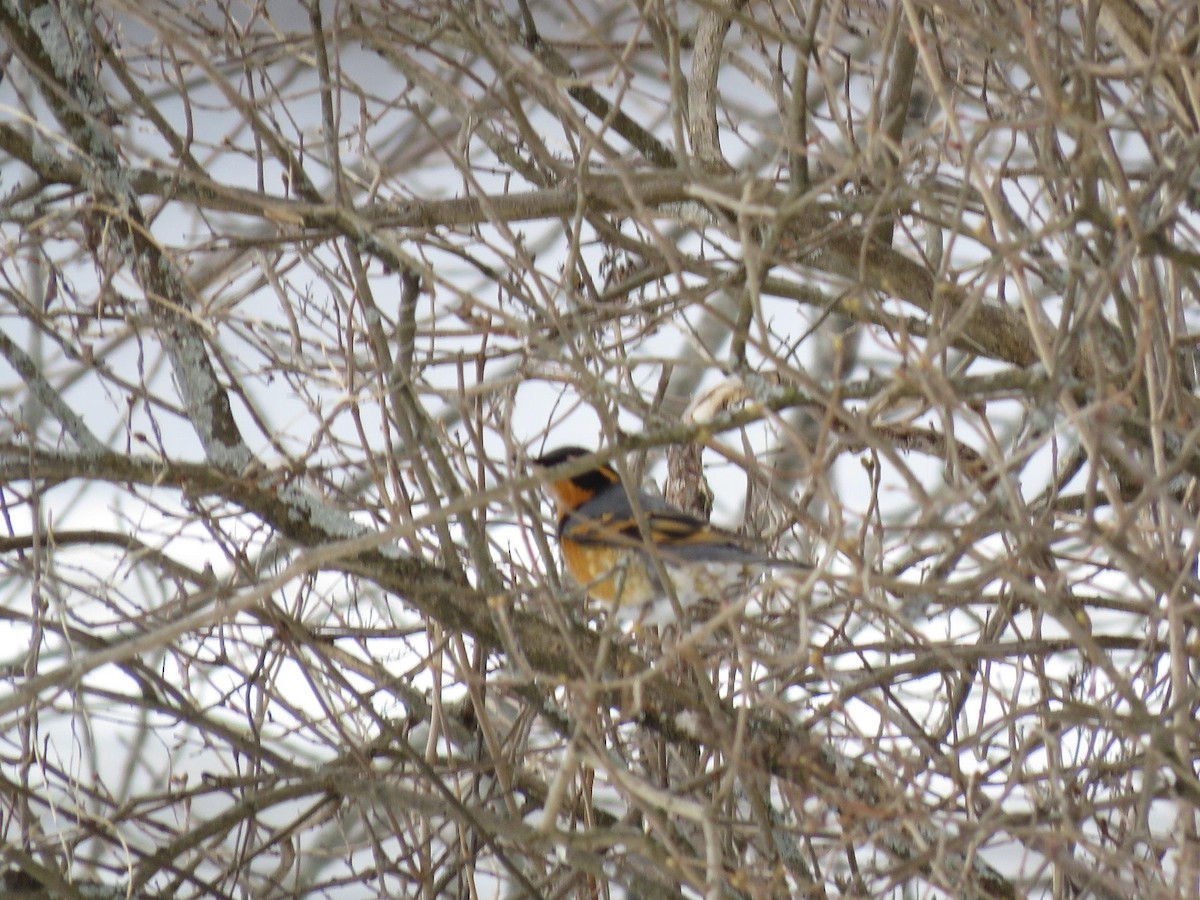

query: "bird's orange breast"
xmin=560 ymin=539 xmax=659 ymax=607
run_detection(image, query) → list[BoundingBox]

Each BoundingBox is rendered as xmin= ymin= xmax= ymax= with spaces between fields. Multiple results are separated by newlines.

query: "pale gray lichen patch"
xmin=163 ymin=327 xmax=251 ymax=472
xmin=674 ymin=710 xmax=703 ymax=738
xmin=276 ymin=480 xmax=367 ymax=539
xmin=376 ymin=542 xmax=404 ymax=561
xmin=28 ymin=2 xmax=132 ymax=197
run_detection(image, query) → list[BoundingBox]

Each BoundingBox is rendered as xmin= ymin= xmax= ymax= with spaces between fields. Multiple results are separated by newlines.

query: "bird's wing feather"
xmin=561 ymin=486 xmax=806 ymax=568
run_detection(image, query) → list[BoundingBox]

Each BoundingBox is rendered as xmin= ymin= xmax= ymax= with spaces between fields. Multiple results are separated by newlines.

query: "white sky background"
xmin=0 ymin=0 xmax=1195 ymax=897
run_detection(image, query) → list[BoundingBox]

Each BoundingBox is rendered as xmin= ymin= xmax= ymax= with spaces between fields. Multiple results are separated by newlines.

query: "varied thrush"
xmin=532 ymin=446 xmax=807 ymax=621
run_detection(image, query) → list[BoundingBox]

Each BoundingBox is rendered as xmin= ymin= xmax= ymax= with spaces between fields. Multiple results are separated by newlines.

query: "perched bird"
xmin=532 ymin=446 xmax=807 ymax=621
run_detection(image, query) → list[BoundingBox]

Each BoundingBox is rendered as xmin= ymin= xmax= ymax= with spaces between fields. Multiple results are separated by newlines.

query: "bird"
xmin=531 ymin=446 xmax=807 ymax=622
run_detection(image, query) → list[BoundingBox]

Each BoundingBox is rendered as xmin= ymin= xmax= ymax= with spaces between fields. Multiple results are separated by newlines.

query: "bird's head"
xmin=532 ymin=446 xmax=622 ymax=512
